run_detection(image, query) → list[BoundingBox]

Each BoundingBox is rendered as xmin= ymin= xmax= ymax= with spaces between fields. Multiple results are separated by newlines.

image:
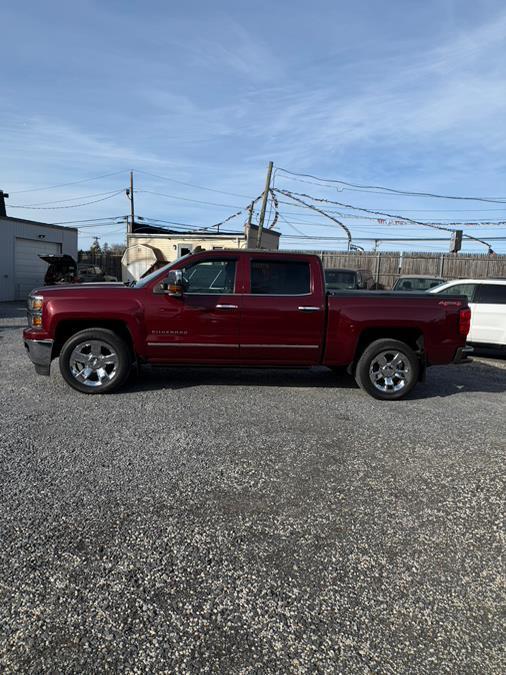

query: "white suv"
xmin=430 ymin=279 xmax=506 ymax=348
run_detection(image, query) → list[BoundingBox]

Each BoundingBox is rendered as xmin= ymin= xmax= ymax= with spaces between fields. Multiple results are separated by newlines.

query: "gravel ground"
xmin=0 ymin=303 xmax=505 ymax=673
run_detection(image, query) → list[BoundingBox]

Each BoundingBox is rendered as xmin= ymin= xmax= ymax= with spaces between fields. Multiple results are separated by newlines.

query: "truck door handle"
xmin=298 ymin=306 xmax=320 ymax=312
xmin=215 ymin=304 xmax=238 ymax=310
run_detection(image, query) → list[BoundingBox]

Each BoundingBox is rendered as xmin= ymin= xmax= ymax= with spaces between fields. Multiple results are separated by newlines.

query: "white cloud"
xmin=233 ymin=9 xmax=506 ymax=172
xmin=2 ymin=116 xmax=166 ymax=169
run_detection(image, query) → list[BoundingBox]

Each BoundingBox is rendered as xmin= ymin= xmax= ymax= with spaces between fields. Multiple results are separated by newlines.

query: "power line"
xmin=210 ymin=207 xmax=247 ymax=231
xmin=274 ymin=200 xmax=506 ymax=225
xmin=277 ymin=190 xmax=353 ymax=249
xmin=280 ymin=234 xmax=506 ymax=242
xmin=136 ymin=218 xmax=234 ymax=232
xmin=134 ymin=169 xmax=250 ymax=199
xmin=136 ymin=190 xmax=243 ymax=210
xmin=10 ymin=190 xmax=125 ymax=210
xmin=268 ymin=189 xmax=279 ymax=230
xmin=277 ymin=172 xmax=506 ymax=203
xmin=276 ymin=167 xmax=506 ymax=204
xmin=276 ymin=208 xmax=506 ymax=227
xmin=10 ymin=189 xmax=125 ymax=207
xmin=275 ymin=193 xmax=506 ymax=214
xmin=277 ymin=212 xmax=307 ymax=236
xmin=8 ymin=170 xmax=128 ymax=195
xmin=275 ymin=189 xmax=492 ymax=249
xmin=135 ymin=218 xmax=205 ymax=230
xmin=77 ymin=220 xmax=126 ymax=229
xmin=78 ymin=226 xmax=126 ymax=236
xmin=140 ymin=198 xmax=255 ymax=231
xmin=274 ymin=197 xmax=506 ymax=220
xmin=50 ymin=216 xmax=126 ymax=225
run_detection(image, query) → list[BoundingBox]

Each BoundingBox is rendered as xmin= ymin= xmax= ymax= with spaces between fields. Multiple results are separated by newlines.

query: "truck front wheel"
xmin=355 ymin=339 xmax=419 ymax=400
xmin=59 ymin=328 xmax=131 ymax=394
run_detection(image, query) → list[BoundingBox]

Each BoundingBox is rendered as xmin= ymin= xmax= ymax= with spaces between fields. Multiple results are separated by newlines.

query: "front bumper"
xmin=453 ymin=345 xmax=474 ymax=364
xmin=24 ymin=339 xmax=54 ymax=376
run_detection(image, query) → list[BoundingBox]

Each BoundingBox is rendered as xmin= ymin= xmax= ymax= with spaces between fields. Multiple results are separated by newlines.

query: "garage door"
xmin=15 ymin=238 xmax=61 ymax=300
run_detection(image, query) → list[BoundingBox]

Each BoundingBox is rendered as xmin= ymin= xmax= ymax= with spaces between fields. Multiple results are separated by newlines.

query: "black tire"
xmin=59 ymin=328 xmax=131 ymax=394
xmin=355 ymin=338 xmax=419 ymax=400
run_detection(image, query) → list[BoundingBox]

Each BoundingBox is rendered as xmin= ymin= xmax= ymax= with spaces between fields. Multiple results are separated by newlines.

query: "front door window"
xmin=183 ymin=260 xmax=237 ymax=294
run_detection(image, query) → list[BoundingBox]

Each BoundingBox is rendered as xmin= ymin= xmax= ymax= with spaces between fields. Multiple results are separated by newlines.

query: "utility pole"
xmin=90 ymin=236 xmax=101 ymax=256
xmin=0 ymin=190 xmax=9 ymax=217
xmin=256 ymin=161 xmax=273 ymax=248
xmin=126 ymin=171 xmax=135 ymax=234
xmin=129 ymin=171 xmax=135 ymax=233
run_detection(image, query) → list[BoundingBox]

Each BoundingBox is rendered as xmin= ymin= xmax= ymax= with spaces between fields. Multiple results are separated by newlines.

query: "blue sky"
xmin=1 ymin=0 xmax=506 ymax=253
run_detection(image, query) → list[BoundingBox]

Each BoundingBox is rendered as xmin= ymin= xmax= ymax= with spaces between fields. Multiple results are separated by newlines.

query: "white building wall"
xmin=0 ymin=217 xmax=78 ymax=301
xmin=123 ymin=227 xmax=281 ymax=281
xmin=127 ymin=234 xmax=246 ymax=263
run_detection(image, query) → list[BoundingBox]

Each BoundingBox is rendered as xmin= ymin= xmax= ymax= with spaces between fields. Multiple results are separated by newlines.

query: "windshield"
xmin=325 ymin=270 xmax=357 ymax=289
xmin=132 ymin=254 xmax=191 ymax=288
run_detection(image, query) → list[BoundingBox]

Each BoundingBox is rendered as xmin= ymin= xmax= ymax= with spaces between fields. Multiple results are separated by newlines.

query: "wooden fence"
xmin=78 ymin=252 xmax=123 ymax=280
xmin=79 ymin=249 xmax=506 ymax=289
xmin=304 ymin=251 xmax=506 ymax=289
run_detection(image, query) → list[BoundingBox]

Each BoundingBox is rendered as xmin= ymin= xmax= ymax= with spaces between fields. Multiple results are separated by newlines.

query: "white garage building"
xmin=0 ymin=215 xmax=78 ymax=301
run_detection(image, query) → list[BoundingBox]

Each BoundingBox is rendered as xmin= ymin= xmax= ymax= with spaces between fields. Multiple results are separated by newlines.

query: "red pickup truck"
xmin=23 ymin=250 xmax=471 ymax=400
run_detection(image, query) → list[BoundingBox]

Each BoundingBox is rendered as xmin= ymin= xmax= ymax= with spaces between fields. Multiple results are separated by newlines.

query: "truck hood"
xmin=31 ymin=282 xmax=128 ymax=296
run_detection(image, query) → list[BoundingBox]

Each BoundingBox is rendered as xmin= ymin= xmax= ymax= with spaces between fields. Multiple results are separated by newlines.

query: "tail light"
xmin=459 ymin=307 xmax=471 ymax=336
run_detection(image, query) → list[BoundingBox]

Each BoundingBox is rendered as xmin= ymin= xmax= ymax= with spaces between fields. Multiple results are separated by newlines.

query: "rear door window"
xmin=474 ymin=284 xmax=506 ymax=304
xmin=250 ymin=261 xmax=311 ymax=295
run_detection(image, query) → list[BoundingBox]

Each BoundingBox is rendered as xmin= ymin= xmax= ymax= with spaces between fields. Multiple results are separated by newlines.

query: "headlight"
xmin=27 ymin=295 xmax=44 ymax=327
xmin=28 ymin=295 xmax=44 ymax=311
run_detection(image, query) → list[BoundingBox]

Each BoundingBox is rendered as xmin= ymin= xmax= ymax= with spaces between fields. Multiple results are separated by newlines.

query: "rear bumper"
xmin=24 ymin=339 xmax=53 ymax=376
xmin=453 ymin=345 xmax=474 ymax=363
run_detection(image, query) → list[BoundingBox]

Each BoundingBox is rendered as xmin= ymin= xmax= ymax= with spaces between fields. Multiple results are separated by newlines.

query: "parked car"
xmin=77 ymin=263 xmax=117 ymax=283
xmin=24 ymin=250 xmax=471 ymax=400
xmin=430 ymin=279 xmax=506 ymax=349
xmin=324 ymin=268 xmax=373 ymax=290
xmin=393 ymin=275 xmax=445 ymax=292
xmin=40 ymin=254 xmax=79 ymax=285
xmin=40 ymin=255 xmax=117 ymax=284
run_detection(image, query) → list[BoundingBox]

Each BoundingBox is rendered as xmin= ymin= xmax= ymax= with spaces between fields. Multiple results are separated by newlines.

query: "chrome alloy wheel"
xmin=369 ymin=350 xmax=411 ymax=394
xmin=69 ymin=340 xmax=119 ymax=388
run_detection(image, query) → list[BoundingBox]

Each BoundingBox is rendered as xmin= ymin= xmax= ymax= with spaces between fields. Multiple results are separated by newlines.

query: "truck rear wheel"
xmin=59 ymin=328 xmax=131 ymax=394
xmin=355 ymin=339 xmax=419 ymax=400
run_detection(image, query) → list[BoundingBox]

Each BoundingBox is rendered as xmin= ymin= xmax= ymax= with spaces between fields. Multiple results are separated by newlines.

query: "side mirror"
xmin=161 ymin=269 xmax=184 ymax=297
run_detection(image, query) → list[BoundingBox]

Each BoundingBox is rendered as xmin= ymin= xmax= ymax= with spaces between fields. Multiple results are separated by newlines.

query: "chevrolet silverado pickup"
xmin=23 ymin=250 xmax=471 ymax=400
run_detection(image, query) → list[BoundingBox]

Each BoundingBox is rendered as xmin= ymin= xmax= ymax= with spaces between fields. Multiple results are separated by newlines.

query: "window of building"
xmin=250 ymin=260 xmax=310 ymax=295
xmin=177 ymin=245 xmax=192 ymax=257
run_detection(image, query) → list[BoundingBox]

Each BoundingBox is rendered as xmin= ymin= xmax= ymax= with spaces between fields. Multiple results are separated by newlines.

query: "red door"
xmin=239 ymin=256 xmax=325 ymax=364
xmin=144 ymin=257 xmax=240 ymax=363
